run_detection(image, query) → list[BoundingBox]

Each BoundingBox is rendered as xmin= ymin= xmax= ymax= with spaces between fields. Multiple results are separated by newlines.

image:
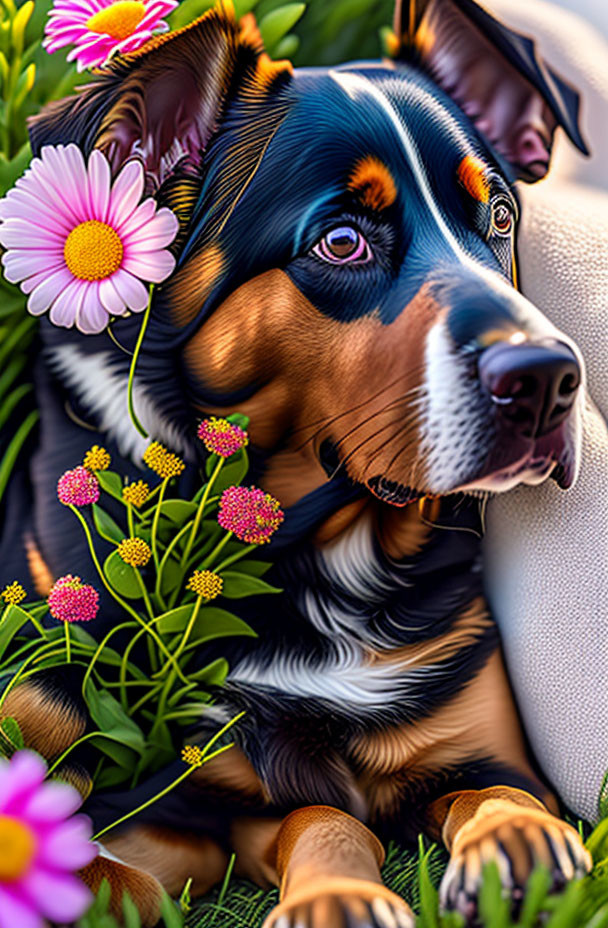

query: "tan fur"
xmin=80 ymin=853 xmax=165 ymax=927
xmin=24 ymin=535 xmax=54 ymax=597
xmin=2 ymin=680 xmax=85 ymax=760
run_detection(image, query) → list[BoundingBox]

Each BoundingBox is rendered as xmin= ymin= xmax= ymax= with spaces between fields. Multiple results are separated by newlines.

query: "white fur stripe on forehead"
xmin=330 ymin=70 xmax=467 ymax=261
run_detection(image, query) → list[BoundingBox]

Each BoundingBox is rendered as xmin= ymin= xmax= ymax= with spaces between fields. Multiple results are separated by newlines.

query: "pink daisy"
xmin=198 ymin=417 xmax=249 ymax=458
xmin=217 ymin=485 xmax=284 ymax=545
xmin=48 ymin=575 xmax=100 ymax=623
xmin=0 ymin=750 xmax=97 ymax=928
xmin=57 ymin=465 xmax=100 ymax=506
xmin=0 ymin=144 xmax=178 ymax=334
xmin=43 ymin=0 xmax=177 ymax=71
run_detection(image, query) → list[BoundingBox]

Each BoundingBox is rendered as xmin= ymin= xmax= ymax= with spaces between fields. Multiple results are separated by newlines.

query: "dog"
xmin=0 ymin=0 xmax=595 ymax=924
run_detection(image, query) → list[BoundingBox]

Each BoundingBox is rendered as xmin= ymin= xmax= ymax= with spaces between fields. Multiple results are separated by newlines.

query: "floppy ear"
xmin=28 ymin=5 xmax=272 ymax=193
xmin=392 ymin=0 xmax=589 ymax=181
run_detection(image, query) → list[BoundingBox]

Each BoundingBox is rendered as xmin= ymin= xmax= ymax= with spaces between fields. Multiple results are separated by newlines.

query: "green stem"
xmin=181 ymin=457 xmax=224 ymax=568
xmin=69 ymin=506 xmax=188 ymax=683
xmin=64 ymin=622 xmax=71 ymax=663
xmin=127 ymin=285 xmax=153 ymax=439
xmin=201 ymin=531 xmax=233 ymax=570
xmin=134 ymin=569 xmax=155 ymax=624
xmin=81 ymin=620 xmax=139 ymax=701
xmin=0 ymin=640 xmax=61 ymax=711
xmin=153 ymin=595 xmax=203 ymax=680
xmin=92 ymin=742 xmax=234 ymax=842
xmin=214 ymin=543 xmax=258 ymax=574
xmin=155 ymin=519 xmax=195 ymax=602
xmin=151 ymin=477 xmax=169 ymax=571
xmin=127 ymin=501 xmax=135 ymax=537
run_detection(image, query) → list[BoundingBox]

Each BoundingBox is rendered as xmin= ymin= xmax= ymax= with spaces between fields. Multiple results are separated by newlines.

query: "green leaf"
xmin=478 ymin=862 xmax=510 ymax=928
xmin=157 ymin=500 xmax=197 ymax=524
xmin=232 ymin=559 xmax=273 ymax=578
xmin=84 ymin=680 xmax=145 ymax=760
xmin=226 ymin=412 xmax=250 ymax=429
xmin=273 ymin=34 xmax=299 ymax=58
xmin=519 ymin=866 xmax=553 ymax=928
xmin=417 ymin=839 xmax=440 ymax=928
xmin=122 ymin=893 xmax=142 ymax=928
xmin=95 ymin=764 xmax=130 ymax=790
xmin=161 ymin=605 xmax=256 ymax=644
xmin=92 ymin=504 xmax=124 ymax=545
xmin=259 ymin=3 xmax=306 ymax=51
xmin=189 ymin=658 xmax=229 ymax=687
xmin=220 ymin=571 xmax=282 ymax=598
xmin=0 ymin=716 xmax=24 ymax=754
xmin=0 ymin=603 xmax=33 ymax=660
xmin=159 ymin=557 xmax=182 ymax=598
xmin=213 ymin=449 xmax=249 ymax=495
xmin=103 ymin=549 xmax=142 ymax=599
xmin=96 ymin=470 xmax=124 ymax=500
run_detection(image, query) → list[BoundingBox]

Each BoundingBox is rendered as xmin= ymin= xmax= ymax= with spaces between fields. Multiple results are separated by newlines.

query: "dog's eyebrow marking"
xmin=330 ymin=71 xmax=466 ymax=261
xmin=457 ymin=155 xmax=490 ymax=203
xmin=348 ymin=156 xmax=397 ymax=211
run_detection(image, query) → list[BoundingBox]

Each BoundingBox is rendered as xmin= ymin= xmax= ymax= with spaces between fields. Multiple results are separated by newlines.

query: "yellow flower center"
xmin=86 ymin=0 xmax=146 ymax=41
xmin=0 ymin=815 xmax=36 ymax=881
xmin=64 ymin=220 xmax=123 ymax=281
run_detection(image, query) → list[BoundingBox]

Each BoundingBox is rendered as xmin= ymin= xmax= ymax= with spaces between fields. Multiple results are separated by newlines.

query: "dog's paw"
xmin=440 ymin=799 xmax=591 ymax=923
xmin=263 ymin=877 xmax=414 ymax=928
xmin=79 ymin=844 xmax=165 ymax=927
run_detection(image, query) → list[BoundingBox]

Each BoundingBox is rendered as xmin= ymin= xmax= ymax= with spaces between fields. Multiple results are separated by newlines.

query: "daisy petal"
xmin=20 ymin=868 xmax=93 ymax=923
xmin=88 ymin=149 xmax=111 ymax=222
xmin=27 ymin=268 xmax=73 ymax=316
xmin=108 ymin=161 xmax=144 ymax=228
xmin=0 ymin=887 xmax=43 ymax=928
xmin=0 ymin=751 xmax=46 ymax=815
xmin=39 ymin=815 xmax=96 ymax=870
xmin=122 ymin=250 xmax=175 ymax=283
xmin=123 ymin=207 xmax=179 ymax=249
xmin=76 ymin=281 xmax=110 ymax=334
xmin=49 ymin=278 xmax=86 ymax=328
xmin=112 ymin=269 xmax=149 ymax=311
xmin=99 ymin=276 xmax=126 ymax=316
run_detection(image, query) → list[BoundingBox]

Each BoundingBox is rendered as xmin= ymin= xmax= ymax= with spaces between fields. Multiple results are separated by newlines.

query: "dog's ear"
xmin=28 ymin=4 xmax=287 ymax=193
xmin=391 ymin=0 xmax=589 ymax=181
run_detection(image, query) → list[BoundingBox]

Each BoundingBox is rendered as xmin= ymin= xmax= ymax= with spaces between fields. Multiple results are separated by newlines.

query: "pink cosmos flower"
xmin=198 ymin=417 xmax=249 ymax=458
xmin=0 ymin=144 xmax=178 ymax=334
xmin=48 ymin=575 xmax=100 ymax=623
xmin=0 ymin=750 xmax=97 ymax=928
xmin=57 ymin=465 xmax=100 ymax=507
xmin=217 ymin=486 xmax=284 ymax=545
xmin=43 ymin=0 xmax=177 ymax=71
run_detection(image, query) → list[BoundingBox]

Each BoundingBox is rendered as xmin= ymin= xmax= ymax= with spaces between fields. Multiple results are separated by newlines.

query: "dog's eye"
xmin=313 ymin=226 xmax=372 ymax=264
xmin=491 ymin=199 xmax=514 ymax=236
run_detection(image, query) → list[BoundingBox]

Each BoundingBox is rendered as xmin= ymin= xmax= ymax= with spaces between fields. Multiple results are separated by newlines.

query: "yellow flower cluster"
xmin=142 ymin=441 xmax=185 ymax=479
xmin=83 ymin=445 xmax=111 ymax=471
xmin=1 ymin=581 xmax=26 ymax=606
xmin=122 ymin=480 xmax=150 ymax=508
xmin=186 ymin=570 xmax=223 ymax=601
xmin=181 ymin=745 xmax=204 ymax=767
xmin=117 ymin=537 xmax=152 ymax=568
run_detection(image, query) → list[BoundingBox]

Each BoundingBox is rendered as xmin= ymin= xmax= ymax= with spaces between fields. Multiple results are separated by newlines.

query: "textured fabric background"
xmin=484 ymin=0 xmax=608 ymax=823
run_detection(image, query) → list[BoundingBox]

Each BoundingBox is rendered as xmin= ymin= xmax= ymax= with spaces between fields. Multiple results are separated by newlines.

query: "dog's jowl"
xmin=0 ymin=0 xmax=594 ymax=924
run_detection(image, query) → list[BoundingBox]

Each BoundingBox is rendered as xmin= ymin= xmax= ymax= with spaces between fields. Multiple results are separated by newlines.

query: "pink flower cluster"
xmin=198 ymin=417 xmax=249 ymax=458
xmin=48 ymin=575 xmax=99 ymax=623
xmin=0 ymin=750 xmax=96 ymax=928
xmin=57 ymin=466 xmax=100 ymax=507
xmin=217 ymin=486 xmax=284 ymax=545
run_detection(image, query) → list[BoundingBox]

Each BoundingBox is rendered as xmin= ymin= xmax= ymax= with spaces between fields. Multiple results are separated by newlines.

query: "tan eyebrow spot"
xmin=348 ymin=156 xmax=398 ymax=211
xmin=457 ymin=155 xmax=490 ymax=203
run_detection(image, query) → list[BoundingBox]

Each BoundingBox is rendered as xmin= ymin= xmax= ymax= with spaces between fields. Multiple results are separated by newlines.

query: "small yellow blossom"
xmin=83 ymin=445 xmax=111 ymax=471
xmin=186 ymin=570 xmax=223 ymax=601
xmin=117 ymin=537 xmax=151 ymax=568
xmin=1 ymin=581 xmax=26 ymax=606
xmin=142 ymin=441 xmax=185 ymax=479
xmin=181 ymin=745 xmax=204 ymax=767
xmin=122 ymin=480 xmax=150 ymax=508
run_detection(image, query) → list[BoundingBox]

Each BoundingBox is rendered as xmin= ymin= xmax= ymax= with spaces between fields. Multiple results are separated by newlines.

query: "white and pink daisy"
xmin=0 ymin=750 xmax=97 ymax=928
xmin=0 ymin=144 xmax=179 ymax=334
xmin=43 ymin=0 xmax=177 ymax=71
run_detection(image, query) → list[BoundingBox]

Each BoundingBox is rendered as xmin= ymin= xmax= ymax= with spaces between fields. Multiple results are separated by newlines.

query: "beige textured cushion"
xmin=483 ymin=0 xmax=608 ymax=821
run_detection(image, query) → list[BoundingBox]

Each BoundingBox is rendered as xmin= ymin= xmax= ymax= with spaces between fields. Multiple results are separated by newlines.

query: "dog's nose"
xmin=479 ymin=340 xmax=580 ymax=439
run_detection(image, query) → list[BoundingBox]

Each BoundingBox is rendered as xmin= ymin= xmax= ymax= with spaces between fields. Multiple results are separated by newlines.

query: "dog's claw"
xmin=263 ymin=880 xmax=414 ymax=928
xmin=440 ymin=803 xmax=592 ymax=926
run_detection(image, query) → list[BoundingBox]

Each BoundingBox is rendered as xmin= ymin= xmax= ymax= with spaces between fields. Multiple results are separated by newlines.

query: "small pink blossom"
xmin=48 ymin=575 xmax=100 ymax=623
xmin=0 ymin=750 xmax=97 ymax=928
xmin=217 ymin=486 xmax=284 ymax=545
xmin=57 ymin=466 xmax=100 ymax=507
xmin=198 ymin=417 xmax=249 ymax=458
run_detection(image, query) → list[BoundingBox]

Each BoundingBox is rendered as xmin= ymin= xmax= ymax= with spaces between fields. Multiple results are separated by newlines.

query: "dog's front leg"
xmin=262 ymin=805 xmax=414 ymax=928
xmin=431 ymin=787 xmax=591 ymax=921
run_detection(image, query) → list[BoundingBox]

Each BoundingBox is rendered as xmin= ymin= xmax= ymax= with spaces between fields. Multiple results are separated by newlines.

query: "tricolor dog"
xmin=0 ymin=0 xmax=594 ymax=924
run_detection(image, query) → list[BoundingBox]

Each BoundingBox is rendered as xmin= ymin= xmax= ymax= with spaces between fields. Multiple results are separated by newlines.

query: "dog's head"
xmin=30 ymin=0 xmax=588 ymax=515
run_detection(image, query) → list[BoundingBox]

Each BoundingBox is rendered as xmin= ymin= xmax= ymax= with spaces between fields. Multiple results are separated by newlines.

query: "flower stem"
xmin=153 ymin=595 xmax=203 ymax=680
xmin=201 ymin=531 xmax=233 ymax=570
xmin=127 ymin=501 xmax=135 ymax=537
xmin=151 ymin=477 xmax=169 ymax=571
xmin=214 ymin=543 xmax=258 ymax=574
xmin=127 ymin=285 xmax=153 ymax=439
xmin=181 ymin=457 xmax=224 ymax=568
xmin=64 ymin=621 xmax=71 ymax=663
